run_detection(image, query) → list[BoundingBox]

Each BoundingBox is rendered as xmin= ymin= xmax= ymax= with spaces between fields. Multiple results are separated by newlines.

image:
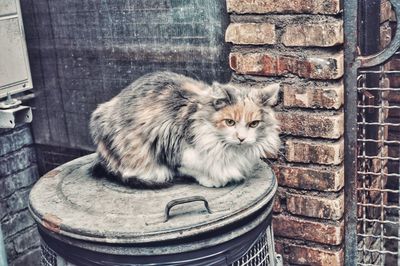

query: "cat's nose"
xmin=238 ymin=137 xmax=245 ymax=143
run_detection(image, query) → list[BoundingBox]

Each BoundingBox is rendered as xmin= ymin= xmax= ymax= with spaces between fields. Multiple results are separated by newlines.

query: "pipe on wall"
xmin=0 ymin=226 xmax=8 ymax=266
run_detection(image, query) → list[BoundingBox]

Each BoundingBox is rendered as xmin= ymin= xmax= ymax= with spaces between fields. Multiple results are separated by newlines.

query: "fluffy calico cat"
xmin=90 ymin=71 xmax=280 ymax=188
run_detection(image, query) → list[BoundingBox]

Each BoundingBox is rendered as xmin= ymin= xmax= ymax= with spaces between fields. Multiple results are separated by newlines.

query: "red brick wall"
xmin=225 ymin=1 xmax=344 ymax=264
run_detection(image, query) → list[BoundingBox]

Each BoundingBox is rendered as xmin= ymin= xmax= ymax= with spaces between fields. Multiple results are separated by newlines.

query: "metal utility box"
xmin=0 ymin=0 xmax=33 ymax=99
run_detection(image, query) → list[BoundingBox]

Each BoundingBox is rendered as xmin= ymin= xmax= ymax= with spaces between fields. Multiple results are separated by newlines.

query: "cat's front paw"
xmin=196 ymin=176 xmax=225 ymax=188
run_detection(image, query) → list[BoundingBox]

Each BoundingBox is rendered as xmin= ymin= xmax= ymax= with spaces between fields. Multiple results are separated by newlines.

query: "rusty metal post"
xmin=344 ymin=0 xmax=360 ymax=264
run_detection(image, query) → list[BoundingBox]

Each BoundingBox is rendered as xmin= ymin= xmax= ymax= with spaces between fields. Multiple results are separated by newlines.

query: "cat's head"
xmin=205 ymin=82 xmax=281 ymax=157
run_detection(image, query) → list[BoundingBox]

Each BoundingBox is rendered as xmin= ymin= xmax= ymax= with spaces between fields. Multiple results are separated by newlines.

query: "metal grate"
xmin=355 ymin=17 xmax=400 ymax=266
xmin=231 ymin=225 xmax=282 ymax=266
xmin=40 ymin=225 xmax=282 ymax=266
xmin=41 ymin=242 xmax=57 ymax=266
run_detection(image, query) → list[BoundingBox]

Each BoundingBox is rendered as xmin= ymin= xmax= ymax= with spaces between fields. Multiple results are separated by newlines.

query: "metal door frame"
xmin=344 ymin=0 xmax=400 ymax=264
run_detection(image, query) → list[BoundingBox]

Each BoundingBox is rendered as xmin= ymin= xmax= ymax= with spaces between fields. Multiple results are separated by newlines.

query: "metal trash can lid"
xmin=29 ymin=154 xmax=276 ymax=244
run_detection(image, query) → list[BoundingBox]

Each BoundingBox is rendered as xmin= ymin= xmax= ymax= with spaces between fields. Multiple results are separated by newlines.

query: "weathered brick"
xmin=381 ymin=0 xmax=392 ymax=23
xmin=282 ymin=21 xmax=343 ymax=47
xmin=285 ymin=138 xmax=344 ymax=165
xmin=1 ymin=210 xmax=36 ymax=239
xmin=13 ymin=227 xmax=40 ymax=254
xmin=0 ymin=165 xmax=39 ymax=199
xmin=286 ymin=192 xmax=344 ymax=220
xmin=0 ymin=125 xmax=33 ymax=157
xmin=276 ymin=111 xmax=343 ymax=139
xmin=273 ymin=188 xmax=286 ymax=213
xmin=389 ymin=57 xmax=400 ymax=71
xmin=0 ymin=147 xmax=36 ymax=177
xmin=10 ymin=248 xmax=41 ymax=266
xmin=389 ymin=77 xmax=400 ymax=89
xmin=225 ymin=23 xmax=276 ymax=45
xmin=380 ymin=23 xmax=392 ymax=49
xmin=275 ymin=241 xmax=344 ymax=265
xmin=283 ymin=83 xmax=343 ymax=109
xmin=226 ymin=0 xmax=341 ymax=15
xmin=273 ymin=164 xmax=344 ymax=191
xmin=5 ymin=189 xmax=31 ymax=215
xmin=273 ymin=214 xmax=344 ymax=245
xmin=229 ymin=52 xmax=343 ymax=79
xmin=0 ymin=200 xmax=7 ymax=220
xmin=389 ymin=106 xmax=400 ymax=118
xmin=5 ymin=241 xmax=17 ymax=262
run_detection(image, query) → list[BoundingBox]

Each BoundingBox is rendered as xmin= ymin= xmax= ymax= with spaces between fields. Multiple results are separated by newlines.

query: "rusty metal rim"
xmin=37 ymin=203 xmax=274 ymax=256
xmin=29 ymin=154 xmax=277 ymax=244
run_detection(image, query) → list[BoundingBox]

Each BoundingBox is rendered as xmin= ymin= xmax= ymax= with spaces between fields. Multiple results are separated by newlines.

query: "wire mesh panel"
xmin=39 ymin=225 xmax=282 ymax=266
xmin=41 ymin=242 xmax=57 ymax=266
xmin=355 ymin=3 xmax=400 ymax=263
xmin=230 ymin=225 xmax=282 ymax=266
xmin=356 ymin=73 xmax=398 ymax=265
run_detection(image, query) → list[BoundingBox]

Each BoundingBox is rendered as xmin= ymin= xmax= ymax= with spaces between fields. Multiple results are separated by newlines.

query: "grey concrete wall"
xmin=0 ymin=124 xmax=40 ymax=265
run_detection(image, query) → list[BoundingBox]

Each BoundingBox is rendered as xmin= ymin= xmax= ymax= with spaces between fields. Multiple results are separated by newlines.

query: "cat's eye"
xmin=248 ymin=121 xmax=260 ymax=128
xmin=225 ymin=119 xmax=236 ymax=127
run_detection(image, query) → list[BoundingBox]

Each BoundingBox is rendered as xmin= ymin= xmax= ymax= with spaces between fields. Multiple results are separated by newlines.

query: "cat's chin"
xmin=227 ymin=143 xmax=259 ymax=156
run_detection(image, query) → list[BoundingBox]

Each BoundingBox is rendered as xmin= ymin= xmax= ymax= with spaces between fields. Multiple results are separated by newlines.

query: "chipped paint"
xmin=42 ymin=213 xmax=62 ymax=233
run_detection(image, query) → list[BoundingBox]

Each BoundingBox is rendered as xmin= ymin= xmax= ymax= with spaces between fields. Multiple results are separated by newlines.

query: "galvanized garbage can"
xmin=29 ymin=154 xmax=282 ymax=266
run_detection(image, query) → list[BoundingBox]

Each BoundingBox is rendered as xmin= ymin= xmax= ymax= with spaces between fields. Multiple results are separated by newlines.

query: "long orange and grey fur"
xmin=90 ymin=71 xmax=280 ymax=188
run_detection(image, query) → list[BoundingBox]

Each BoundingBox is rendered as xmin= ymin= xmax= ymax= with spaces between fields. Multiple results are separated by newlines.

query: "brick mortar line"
xmin=1 ymin=186 xmax=34 ymax=202
xmin=14 ymin=241 xmax=41 ymax=256
xmin=273 ymin=207 xmax=344 ymax=223
xmin=230 ymin=45 xmax=343 ymax=55
xmin=277 ymin=186 xmax=344 ymax=198
xmin=0 ymin=145 xmax=36 ymax=160
xmin=280 ymin=106 xmax=344 ymax=112
xmin=3 ymin=222 xmax=38 ymax=243
xmin=1 ymin=208 xmax=30 ymax=225
xmin=271 ymin=157 xmax=344 ymax=165
xmin=278 ymin=135 xmax=344 ymax=142
xmin=270 ymin=160 xmax=344 ymax=170
xmin=0 ymin=124 xmax=30 ymax=135
xmin=274 ymin=236 xmax=344 ymax=250
xmin=1 ymin=164 xmax=38 ymax=181
xmin=9 ymin=246 xmax=41 ymax=263
xmin=231 ymin=74 xmax=345 ymax=89
xmin=229 ymin=14 xmax=343 ymax=24
xmin=0 ymin=144 xmax=35 ymax=158
xmin=273 ymin=205 xmax=345 ymax=222
xmin=278 ymin=137 xmax=344 ymax=147
xmin=269 ymin=159 xmax=344 ymax=168
xmin=0 ymin=126 xmax=29 ymax=138
xmin=276 ymin=105 xmax=343 ymax=114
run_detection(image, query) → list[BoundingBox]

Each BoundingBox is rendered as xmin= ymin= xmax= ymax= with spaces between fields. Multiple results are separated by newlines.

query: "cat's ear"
xmin=213 ymin=98 xmax=229 ymax=109
xmin=211 ymin=82 xmax=231 ymax=110
xmin=249 ymin=83 xmax=280 ymax=106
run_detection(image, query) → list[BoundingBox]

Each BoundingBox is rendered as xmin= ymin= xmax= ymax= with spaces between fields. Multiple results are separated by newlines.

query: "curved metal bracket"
xmin=357 ymin=0 xmax=400 ymax=68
